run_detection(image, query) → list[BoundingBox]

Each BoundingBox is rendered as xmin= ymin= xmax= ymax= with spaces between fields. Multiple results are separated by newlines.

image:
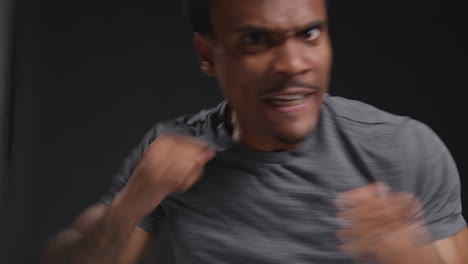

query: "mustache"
xmin=260 ymin=80 xmax=321 ymax=96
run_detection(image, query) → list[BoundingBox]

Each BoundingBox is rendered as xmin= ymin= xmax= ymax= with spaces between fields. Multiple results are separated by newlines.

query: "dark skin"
xmin=196 ymin=0 xmax=467 ymax=262
xmin=42 ymin=0 xmax=467 ymax=263
xmin=196 ymin=0 xmax=332 ymax=152
xmin=335 ymin=183 xmax=468 ymax=263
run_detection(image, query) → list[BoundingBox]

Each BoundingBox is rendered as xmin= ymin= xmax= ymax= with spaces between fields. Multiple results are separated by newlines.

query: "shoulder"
xmin=323 ymin=94 xmax=436 ymax=145
xmin=152 ymin=101 xmax=226 ymax=139
xmin=102 ymin=101 xmax=226 ymax=191
xmin=324 ymin=94 xmax=406 ymax=125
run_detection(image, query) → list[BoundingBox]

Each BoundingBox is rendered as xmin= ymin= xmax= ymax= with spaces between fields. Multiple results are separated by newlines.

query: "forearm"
xmin=43 ymin=215 xmax=138 ymax=264
xmin=42 ymin=200 xmax=142 ymax=264
xmin=377 ymin=243 xmax=444 ymax=264
xmin=383 ymin=252 xmax=442 ymax=264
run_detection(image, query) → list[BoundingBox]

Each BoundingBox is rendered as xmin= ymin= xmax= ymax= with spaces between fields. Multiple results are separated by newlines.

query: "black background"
xmin=4 ymin=0 xmax=467 ymax=263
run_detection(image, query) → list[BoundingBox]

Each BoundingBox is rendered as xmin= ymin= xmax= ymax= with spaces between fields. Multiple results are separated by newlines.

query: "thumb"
xmin=194 ymin=146 xmax=216 ymax=166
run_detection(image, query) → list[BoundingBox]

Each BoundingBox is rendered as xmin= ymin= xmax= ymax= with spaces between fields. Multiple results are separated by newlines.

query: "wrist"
xmin=374 ymin=224 xmax=433 ymax=264
xmin=110 ymin=186 xmax=166 ymax=224
xmin=376 ymin=236 xmax=436 ymax=264
xmin=106 ymin=193 xmax=142 ymax=230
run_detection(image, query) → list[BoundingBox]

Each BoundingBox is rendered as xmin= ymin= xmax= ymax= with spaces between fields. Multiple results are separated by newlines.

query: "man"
xmin=42 ymin=0 xmax=468 ymax=263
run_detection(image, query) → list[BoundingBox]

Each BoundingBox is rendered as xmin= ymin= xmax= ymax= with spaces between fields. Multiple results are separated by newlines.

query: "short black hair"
xmin=181 ymin=0 xmax=332 ymax=35
xmin=181 ymin=0 xmax=212 ymax=35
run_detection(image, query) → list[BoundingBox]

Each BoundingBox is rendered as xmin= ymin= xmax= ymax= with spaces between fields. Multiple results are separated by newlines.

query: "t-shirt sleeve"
xmin=402 ymin=119 xmax=466 ymax=241
xmin=101 ymin=123 xmax=167 ymax=234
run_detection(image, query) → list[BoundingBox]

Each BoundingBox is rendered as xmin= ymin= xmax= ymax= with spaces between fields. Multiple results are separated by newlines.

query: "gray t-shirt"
xmin=102 ymin=95 xmax=466 ymax=263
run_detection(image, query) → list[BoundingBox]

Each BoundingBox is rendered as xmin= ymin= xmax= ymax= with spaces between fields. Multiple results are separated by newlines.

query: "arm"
xmin=417 ymin=227 xmax=468 ymax=264
xmin=42 ymin=202 xmax=154 ymax=264
xmin=336 ymin=183 xmax=467 ymax=264
xmin=401 ymin=120 xmax=468 ymax=263
xmin=42 ymin=134 xmax=216 ymax=264
xmin=380 ymin=227 xmax=468 ymax=264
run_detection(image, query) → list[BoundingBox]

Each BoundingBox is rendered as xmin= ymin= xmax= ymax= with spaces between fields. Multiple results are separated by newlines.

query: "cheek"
xmin=317 ymin=45 xmax=333 ymax=81
xmin=215 ymin=55 xmax=268 ymax=100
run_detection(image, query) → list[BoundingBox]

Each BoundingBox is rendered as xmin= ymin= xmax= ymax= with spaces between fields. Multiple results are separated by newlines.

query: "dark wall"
xmin=1 ymin=0 xmax=15 ymax=259
xmin=328 ymin=0 xmax=467 ymax=210
xmin=5 ymin=0 xmax=466 ymax=263
xmin=7 ymin=1 xmax=222 ymax=263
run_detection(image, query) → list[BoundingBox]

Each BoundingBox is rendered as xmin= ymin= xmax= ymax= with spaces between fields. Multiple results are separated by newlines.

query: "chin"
xmin=271 ymin=122 xmax=314 ymax=146
xmin=273 ymin=133 xmax=307 ymax=145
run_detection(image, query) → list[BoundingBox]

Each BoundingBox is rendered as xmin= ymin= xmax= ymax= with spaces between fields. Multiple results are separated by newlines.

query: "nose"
xmin=271 ymin=39 xmax=312 ymax=78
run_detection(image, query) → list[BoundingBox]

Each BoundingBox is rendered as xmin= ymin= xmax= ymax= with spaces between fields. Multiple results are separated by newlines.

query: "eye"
xmin=243 ymin=32 xmax=267 ymax=45
xmin=303 ymin=27 xmax=321 ymax=42
xmin=239 ymin=32 xmax=270 ymax=54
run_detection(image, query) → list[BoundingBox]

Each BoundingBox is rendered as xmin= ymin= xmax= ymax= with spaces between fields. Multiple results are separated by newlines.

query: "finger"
xmin=336 ymin=183 xmax=389 ymax=209
xmin=341 ymin=219 xmax=425 ymax=254
xmin=169 ymin=159 xmax=199 ymax=193
xmin=193 ymin=146 xmax=216 ymax=167
xmin=181 ymin=167 xmax=206 ymax=192
xmin=337 ymin=209 xmax=408 ymax=241
xmin=168 ymin=133 xmax=211 ymax=150
xmin=172 ymin=148 xmax=213 ymax=193
xmin=394 ymin=192 xmax=424 ymax=222
xmin=339 ymin=219 xmax=411 ymax=258
xmin=337 ymin=203 xmax=427 ymax=255
xmin=158 ymin=134 xmax=215 ymax=166
xmin=337 ymin=193 xmax=415 ymax=224
xmin=174 ymin=135 xmax=216 ymax=163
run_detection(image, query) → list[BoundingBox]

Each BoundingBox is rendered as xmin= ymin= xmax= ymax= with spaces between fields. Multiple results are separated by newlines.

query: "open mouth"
xmin=263 ymin=91 xmax=318 ymax=112
xmin=267 ymin=93 xmax=312 ymax=107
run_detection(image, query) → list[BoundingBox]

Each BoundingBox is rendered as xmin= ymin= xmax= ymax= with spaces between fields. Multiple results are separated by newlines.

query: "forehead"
xmin=211 ymin=0 xmax=327 ymax=33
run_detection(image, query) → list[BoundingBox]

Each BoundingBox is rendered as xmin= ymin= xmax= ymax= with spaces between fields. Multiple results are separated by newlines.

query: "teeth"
xmin=270 ymin=94 xmax=306 ymax=101
xmin=270 ymin=97 xmax=306 ymax=107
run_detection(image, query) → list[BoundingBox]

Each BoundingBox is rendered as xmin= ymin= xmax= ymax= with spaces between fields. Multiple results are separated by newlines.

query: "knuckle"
xmin=180 ymin=160 xmax=195 ymax=174
xmin=173 ymin=174 xmax=185 ymax=186
xmin=157 ymin=133 xmax=171 ymax=142
xmin=192 ymin=157 xmax=205 ymax=168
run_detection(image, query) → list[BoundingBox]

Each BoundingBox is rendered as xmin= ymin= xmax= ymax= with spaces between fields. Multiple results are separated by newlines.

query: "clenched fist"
xmin=113 ymin=134 xmax=216 ymax=220
xmin=335 ymin=183 xmax=430 ymax=263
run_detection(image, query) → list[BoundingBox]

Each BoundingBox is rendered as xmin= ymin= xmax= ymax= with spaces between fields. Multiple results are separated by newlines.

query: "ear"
xmin=194 ymin=33 xmax=216 ymax=77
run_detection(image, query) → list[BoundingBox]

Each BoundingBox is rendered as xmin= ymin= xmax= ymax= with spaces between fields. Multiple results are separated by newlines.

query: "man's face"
xmin=198 ymin=0 xmax=332 ymax=151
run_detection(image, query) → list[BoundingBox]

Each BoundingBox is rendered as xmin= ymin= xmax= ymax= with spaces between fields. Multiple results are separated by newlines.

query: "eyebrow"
xmin=233 ymin=20 xmax=327 ymax=34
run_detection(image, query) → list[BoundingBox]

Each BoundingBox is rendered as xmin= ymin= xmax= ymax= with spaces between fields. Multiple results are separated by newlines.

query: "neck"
xmin=225 ymin=106 xmax=302 ymax=152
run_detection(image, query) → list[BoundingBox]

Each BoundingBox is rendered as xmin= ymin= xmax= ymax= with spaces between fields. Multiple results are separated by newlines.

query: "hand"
xmin=113 ymin=134 xmax=216 ymax=219
xmin=335 ymin=183 xmax=430 ymax=263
